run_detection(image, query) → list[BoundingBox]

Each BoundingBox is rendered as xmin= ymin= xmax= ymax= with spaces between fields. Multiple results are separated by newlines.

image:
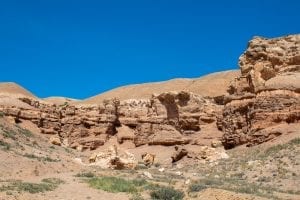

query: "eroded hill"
xmin=0 ymin=34 xmax=299 ymax=200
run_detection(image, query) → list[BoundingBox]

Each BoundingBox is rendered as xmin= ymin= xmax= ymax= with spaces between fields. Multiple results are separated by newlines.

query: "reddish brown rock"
xmin=221 ymin=34 xmax=300 ymax=148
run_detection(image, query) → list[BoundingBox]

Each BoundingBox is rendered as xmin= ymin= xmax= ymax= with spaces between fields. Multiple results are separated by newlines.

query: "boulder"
xmin=89 ymin=146 xmax=137 ymax=170
xmin=171 ymin=146 xmax=188 ymax=163
xmin=49 ymin=135 xmax=61 ymax=146
xmin=142 ymin=153 xmax=155 ymax=166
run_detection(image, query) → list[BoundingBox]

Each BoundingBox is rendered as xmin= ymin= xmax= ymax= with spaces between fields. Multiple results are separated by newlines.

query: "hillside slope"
xmin=0 ymin=82 xmax=36 ymax=98
xmin=81 ymin=70 xmax=239 ymax=104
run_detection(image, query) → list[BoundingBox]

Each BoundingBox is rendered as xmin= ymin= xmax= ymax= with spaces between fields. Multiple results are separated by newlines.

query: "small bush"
xmin=75 ymin=172 xmax=95 ymax=178
xmin=264 ymin=138 xmax=300 ymax=157
xmin=0 ymin=178 xmax=64 ymax=194
xmin=23 ymin=153 xmax=59 ymax=162
xmin=1 ymin=129 xmax=16 ymax=139
xmin=150 ymin=186 xmax=184 ymax=200
xmin=41 ymin=178 xmax=65 ymax=185
xmin=17 ymin=127 xmax=33 ymax=137
xmin=88 ymin=177 xmax=139 ymax=193
xmin=0 ymin=112 xmax=4 ymax=118
xmin=188 ymin=183 xmax=207 ymax=192
xmin=130 ymin=193 xmax=145 ymax=200
xmin=0 ymin=140 xmax=11 ymax=150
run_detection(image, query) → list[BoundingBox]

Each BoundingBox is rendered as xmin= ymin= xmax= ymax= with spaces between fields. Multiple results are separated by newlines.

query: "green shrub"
xmin=264 ymin=138 xmax=300 ymax=157
xmin=75 ymin=172 xmax=95 ymax=178
xmin=88 ymin=177 xmax=140 ymax=193
xmin=188 ymin=182 xmax=207 ymax=192
xmin=0 ymin=178 xmax=64 ymax=194
xmin=17 ymin=127 xmax=33 ymax=137
xmin=130 ymin=193 xmax=145 ymax=200
xmin=41 ymin=178 xmax=65 ymax=185
xmin=0 ymin=140 xmax=11 ymax=150
xmin=23 ymin=153 xmax=59 ymax=162
xmin=150 ymin=186 xmax=184 ymax=200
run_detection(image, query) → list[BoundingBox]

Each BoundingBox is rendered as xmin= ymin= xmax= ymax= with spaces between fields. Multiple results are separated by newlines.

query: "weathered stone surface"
xmin=0 ymin=90 xmax=220 ymax=151
xmin=89 ymin=146 xmax=137 ymax=170
xmin=49 ymin=135 xmax=61 ymax=146
xmin=142 ymin=153 xmax=155 ymax=166
xmin=221 ymin=34 xmax=300 ymax=148
xmin=2 ymin=35 xmax=297 ymax=151
xmin=171 ymin=146 xmax=188 ymax=163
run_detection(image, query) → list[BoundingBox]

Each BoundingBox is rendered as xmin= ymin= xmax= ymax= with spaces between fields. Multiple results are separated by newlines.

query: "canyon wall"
xmin=221 ymin=35 xmax=300 ymax=148
xmin=0 ymin=34 xmax=299 ymax=150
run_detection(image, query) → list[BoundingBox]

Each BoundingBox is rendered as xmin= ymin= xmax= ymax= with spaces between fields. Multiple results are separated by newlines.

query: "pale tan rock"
xmin=89 ymin=146 xmax=137 ymax=170
xmin=171 ymin=146 xmax=188 ymax=163
xmin=141 ymin=153 xmax=155 ymax=166
xmin=211 ymin=140 xmax=222 ymax=148
xmin=221 ymin=34 xmax=300 ymax=148
xmin=49 ymin=136 xmax=61 ymax=146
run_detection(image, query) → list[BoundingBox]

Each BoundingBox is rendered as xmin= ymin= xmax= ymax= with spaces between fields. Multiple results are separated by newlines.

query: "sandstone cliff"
xmin=221 ymin=34 xmax=300 ymax=148
xmin=0 ymin=34 xmax=299 ymax=152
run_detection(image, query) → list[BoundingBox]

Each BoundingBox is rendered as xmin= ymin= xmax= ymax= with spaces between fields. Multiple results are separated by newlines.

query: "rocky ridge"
xmin=221 ymin=35 xmax=300 ymax=148
xmin=0 ymin=34 xmax=299 ymax=154
xmin=0 ymin=91 xmax=221 ymax=152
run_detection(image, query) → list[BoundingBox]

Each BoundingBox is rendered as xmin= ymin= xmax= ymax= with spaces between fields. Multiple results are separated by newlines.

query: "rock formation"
xmin=221 ymin=34 xmax=300 ymax=148
xmin=0 ymin=91 xmax=221 ymax=151
xmin=0 ymin=34 xmax=298 ymax=153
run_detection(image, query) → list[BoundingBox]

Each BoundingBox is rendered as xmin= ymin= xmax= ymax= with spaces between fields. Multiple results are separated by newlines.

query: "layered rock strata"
xmin=0 ymin=91 xmax=221 ymax=150
xmin=221 ymin=35 xmax=300 ymax=148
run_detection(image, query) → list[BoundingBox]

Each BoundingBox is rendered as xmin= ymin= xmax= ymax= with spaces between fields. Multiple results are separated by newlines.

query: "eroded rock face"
xmin=1 ymin=35 xmax=297 ymax=151
xmin=221 ymin=34 xmax=300 ymax=148
xmin=0 ymin=91 xmax=221 ymax=150
xmin=89 ymin=146 xmax=137 ymax=170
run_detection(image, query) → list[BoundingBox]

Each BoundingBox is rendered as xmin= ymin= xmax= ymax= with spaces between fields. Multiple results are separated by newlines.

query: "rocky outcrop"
xmin=1 ymin=35 xmax=298 ymax=151
xmin=0 ymin=91 xmax=221 ymax=150
xmin=89 ymin=146 xmax=137 ymax=169
xmin=221 ymin=35 xmax=300 ymax=148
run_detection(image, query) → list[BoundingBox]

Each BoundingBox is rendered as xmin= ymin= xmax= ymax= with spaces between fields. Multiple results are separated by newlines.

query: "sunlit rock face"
xmin=221 ymin=34 xmax=300 ymax=148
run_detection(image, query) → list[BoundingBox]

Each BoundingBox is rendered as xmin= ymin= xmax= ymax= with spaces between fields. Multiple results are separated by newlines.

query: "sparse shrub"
xmin=264 ymin=138 xmax=300 ymax=157
xmin=0 ymin=112 xmax=4 ymax=118
xmin=17 ymin=127 xmax=33 ymax=137
xmin=0 ymin=178 xmax=64 ymax=194
xmin=75 ymin=172 xmax=95 ymax=178
xmin=132 ymin=179 xmax=147 ymax=187
xmin=150 ymin=186 xmax=184 ymax=200
xmin=154 ymin=163 xmax=161 ymax=168
xmin=188 ymin=182 xmax=207 ymax=192
xmin=41 ymin=178 xmax=65 ymax=185
xmin=1 ymin=128 xmax=16 ymax=139
xmin=88 ymin=176 xmax=139 ymax=193
xmin=23 ymin=153 xmax=59 ymax=162
xmin=0 ymin=140 xmax=11 ymax=150
xmin=135 ymin=163 xmax=148 ymax=170
xmin=59 ymin=102 xmax=69 ymax=107
xmin=130 ymin=193 xmax=145 ymax=200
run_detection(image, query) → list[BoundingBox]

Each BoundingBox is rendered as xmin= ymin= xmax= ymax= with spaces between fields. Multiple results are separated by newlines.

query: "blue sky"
xmin=0 ymin=0 xmax=299 ymax=99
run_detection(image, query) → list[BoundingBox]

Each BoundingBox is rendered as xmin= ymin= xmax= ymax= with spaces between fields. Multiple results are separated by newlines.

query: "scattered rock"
xmin=143 ymin=171 xmax=153 ymax=179
xmin=89 ymin=146 xmax=137 ymax=170
xmin=185 ymin=179 xmax=191 ymax=185
xmin=175 ymin=171 xmax=183 ymax=176
xmin=171 ymin=146 xmax=188 ymax=163
xmin=49 ymin=136 xmax=61 ymax=146
xmin=141 ymin=153 xmax=155 ymax=166
xmin=211 ymin=140 xmax=223 ymax=148
xmin=158 ymin=168 xmax=165 ymax=172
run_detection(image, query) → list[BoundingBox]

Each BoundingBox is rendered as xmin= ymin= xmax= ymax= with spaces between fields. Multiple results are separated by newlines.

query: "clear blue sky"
xmin=0 ymin=0 xmax=299 ymax=99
